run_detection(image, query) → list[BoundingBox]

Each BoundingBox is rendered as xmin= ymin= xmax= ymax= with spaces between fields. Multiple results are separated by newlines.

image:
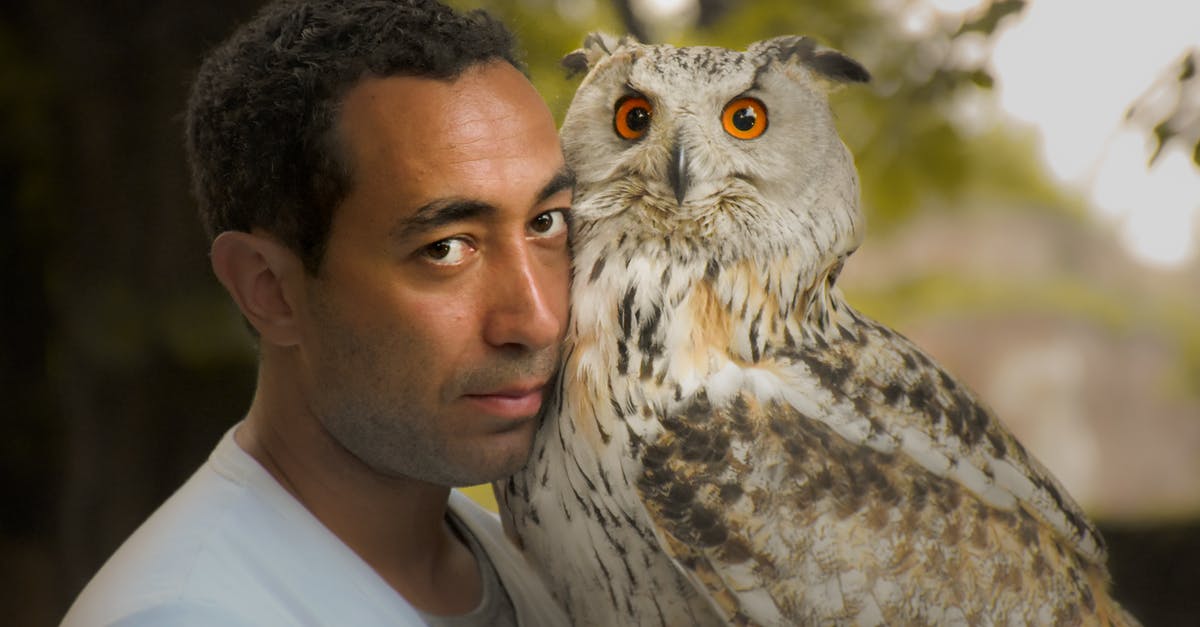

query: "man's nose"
xmin=482 ymin=244 xmax=566 ymax=351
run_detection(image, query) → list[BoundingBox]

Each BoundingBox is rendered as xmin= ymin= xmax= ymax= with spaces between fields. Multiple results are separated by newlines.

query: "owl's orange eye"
xmin=721 ymin=97 xmax=768 ymax=140
xmin=614 ymin=96 xmax=653 ymax=140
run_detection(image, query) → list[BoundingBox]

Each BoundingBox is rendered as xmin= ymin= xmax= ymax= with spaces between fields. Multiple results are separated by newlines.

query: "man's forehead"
xmin=328 ymin=61 xmax=565 ymax=232
xmin=336 ymin=63 xmax=553 ymax=169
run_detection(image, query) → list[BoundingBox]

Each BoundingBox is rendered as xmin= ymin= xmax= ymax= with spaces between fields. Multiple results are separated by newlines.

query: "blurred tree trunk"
xmin=609 ymin=0 xmax=649 ymax=42
xmin=1 ymin=1 xmax=262 ymax=621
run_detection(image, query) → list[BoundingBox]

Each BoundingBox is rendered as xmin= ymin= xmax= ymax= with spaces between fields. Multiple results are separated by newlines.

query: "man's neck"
xmin=234 ymin=376 xmax=483 ymax=615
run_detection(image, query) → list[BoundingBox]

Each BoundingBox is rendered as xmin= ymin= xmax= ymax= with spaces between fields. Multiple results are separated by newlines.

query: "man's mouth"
xmin=462 ymin=381 xmax=548 ymax=420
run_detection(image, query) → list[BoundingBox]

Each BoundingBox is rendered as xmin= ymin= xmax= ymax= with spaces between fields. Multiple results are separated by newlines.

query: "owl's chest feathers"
xmin=568 ymin=243 xmax=845 ymax=443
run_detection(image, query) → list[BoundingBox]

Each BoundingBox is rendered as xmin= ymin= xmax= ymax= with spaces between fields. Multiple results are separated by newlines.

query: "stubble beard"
xmin=309 ymin=305 xmax=560 ymax=487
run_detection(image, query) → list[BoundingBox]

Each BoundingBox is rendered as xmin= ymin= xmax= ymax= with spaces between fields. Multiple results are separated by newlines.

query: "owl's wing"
xmin=636 ymin=304 xmax=1106 ymax=624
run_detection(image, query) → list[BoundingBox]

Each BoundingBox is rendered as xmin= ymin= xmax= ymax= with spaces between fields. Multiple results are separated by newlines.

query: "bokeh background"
xmin=2 ymin=0 xmax=1198 ymax=624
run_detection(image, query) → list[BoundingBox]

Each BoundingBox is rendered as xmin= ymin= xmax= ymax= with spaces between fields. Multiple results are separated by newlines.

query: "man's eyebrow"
xmin=391 ymin=199 xmax=495 ymax=242
xmin=391 ymin=167 xmax=574 ymax=242
xmin=538 ymin=166 xmax=576 ymax=204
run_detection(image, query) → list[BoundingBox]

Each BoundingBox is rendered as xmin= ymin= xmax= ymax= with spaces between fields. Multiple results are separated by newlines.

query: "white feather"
xmin=897 ymin=426 xmax=954 ymax=477
xmin=952 ymin=458 xmax=1017 ymax=509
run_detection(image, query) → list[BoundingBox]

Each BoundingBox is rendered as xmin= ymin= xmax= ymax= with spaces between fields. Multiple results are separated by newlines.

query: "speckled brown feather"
xmin=631 ymin=273 xmax=1133 ymax=624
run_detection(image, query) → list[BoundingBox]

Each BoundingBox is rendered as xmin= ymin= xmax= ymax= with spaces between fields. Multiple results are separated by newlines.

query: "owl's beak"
xmin=668 ymin=141 xmax=689 ymax=206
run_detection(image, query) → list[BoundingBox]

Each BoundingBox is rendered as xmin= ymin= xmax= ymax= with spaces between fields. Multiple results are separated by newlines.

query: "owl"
xmin=501 ymin=34 xmax=1138 ymax=626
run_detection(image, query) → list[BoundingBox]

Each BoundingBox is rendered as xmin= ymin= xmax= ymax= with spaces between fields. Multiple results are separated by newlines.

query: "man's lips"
xmin=462 ymin=382 xmax=548 ymax=419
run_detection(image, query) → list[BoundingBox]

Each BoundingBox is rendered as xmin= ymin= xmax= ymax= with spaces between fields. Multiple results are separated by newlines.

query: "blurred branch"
xmin=956 ymin=0 xmax=1026 ymax=36
xmin=1126 ymin=48 xmax=1200 ymax=167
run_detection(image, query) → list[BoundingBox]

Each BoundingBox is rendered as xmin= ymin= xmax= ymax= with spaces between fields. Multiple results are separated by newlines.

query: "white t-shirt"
xmin=60 ymin=426 xmax=568 ymax=626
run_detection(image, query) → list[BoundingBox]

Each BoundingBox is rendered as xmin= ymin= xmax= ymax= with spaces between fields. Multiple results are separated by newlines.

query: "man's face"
xmin=297 ymin=62 xmax=571 ymax=487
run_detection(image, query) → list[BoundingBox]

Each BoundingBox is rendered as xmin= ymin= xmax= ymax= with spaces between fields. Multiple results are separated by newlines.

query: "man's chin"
xmin=446 ymin=428 xmax=536 ymax=486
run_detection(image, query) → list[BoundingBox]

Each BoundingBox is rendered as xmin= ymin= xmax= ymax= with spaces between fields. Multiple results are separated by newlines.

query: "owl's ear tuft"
xmin=560 ymin=50 xmax=591 ymax=79
xmin=750 ymin=35 xmax=871 ymax=86
xmin=808 ymin=50 xmax=871 ymax=84
xmin=562 ymin=32 xmax=638 ymax=78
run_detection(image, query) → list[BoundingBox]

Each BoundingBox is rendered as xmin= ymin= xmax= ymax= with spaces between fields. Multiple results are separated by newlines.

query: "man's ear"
xmin=209 ymin=230 xmax=306 ymax=347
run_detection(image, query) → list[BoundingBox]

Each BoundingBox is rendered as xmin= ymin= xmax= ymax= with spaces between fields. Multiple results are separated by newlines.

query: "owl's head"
xmin=560 ymin=33 xmax=870 ymax=267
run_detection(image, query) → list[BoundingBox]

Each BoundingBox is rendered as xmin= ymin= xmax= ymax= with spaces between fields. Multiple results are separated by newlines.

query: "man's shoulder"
xmin=85 ymin=600 xmax=258 ymax=627
xmin=63 ymin=435 xmax=427 ymax=626
xmin=60 ymin=457 xmax=294 ymax=625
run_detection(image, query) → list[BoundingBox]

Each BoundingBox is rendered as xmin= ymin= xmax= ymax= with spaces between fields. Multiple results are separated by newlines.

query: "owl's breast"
xmin=568 ymin=239 xmax=819 ymax=450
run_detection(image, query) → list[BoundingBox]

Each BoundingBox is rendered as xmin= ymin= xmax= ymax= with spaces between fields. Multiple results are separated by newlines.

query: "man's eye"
xmin=421 ymin=238 xmax=472 ymax=265
xmin=530 ymin=210 xmax=569 ymax=238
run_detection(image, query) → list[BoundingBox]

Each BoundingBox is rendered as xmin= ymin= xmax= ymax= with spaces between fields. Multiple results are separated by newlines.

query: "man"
xmin=61 ymin=0 xmax=572 ymax=624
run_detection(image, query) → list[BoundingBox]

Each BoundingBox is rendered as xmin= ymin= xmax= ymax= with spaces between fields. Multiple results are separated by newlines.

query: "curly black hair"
xmin=185 ymin=0 xmax=523 ymax=273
